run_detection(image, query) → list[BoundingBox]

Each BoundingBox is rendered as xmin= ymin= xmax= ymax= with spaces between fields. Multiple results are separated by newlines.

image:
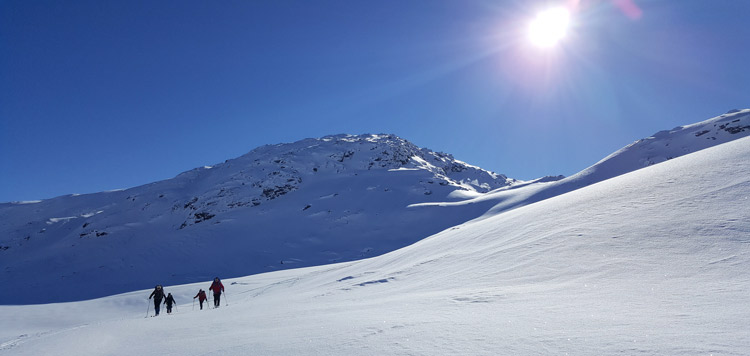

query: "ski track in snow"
xmin=0 ymin=324 xmax=89 ymax=351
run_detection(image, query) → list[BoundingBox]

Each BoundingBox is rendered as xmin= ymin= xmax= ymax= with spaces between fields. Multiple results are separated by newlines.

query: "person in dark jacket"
xmin=194 ymin=289 xmax=208 ymax=310
xmin=148 ymin=285 xmax=165 ymax=316
xmin=165 ymin=293 xmax=176 ymax=314
xmin=208 ymin=277 xmax=224 ymax=308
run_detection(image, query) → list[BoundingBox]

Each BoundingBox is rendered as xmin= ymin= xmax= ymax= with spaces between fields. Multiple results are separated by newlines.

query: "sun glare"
xmin=528 ymin=6 xmax=571 ymax=49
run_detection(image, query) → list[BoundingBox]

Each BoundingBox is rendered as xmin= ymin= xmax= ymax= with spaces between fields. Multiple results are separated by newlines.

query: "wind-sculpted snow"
xmin=1 ymin=131 xmax=748 ymax=355
xmin=413 ymin=109 xmax=750 ymax=219
xmin=570 ymin=108 xmax=750 ymax=183
xmin=0 ymin=134 xmax=514 ymax=304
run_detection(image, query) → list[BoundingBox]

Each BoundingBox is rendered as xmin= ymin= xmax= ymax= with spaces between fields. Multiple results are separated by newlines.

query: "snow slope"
xmin=1 ymin=131 xmax=748 ymax=355
xmin=0 ymin=134 xmax=514 ymax=304
xmin=3 ymin=109 xmax=749 ymax=305
xmin=414 ymin=108 xmax=750 ymax=219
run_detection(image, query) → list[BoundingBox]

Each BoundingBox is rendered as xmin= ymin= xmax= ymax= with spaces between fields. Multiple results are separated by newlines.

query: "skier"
xmin=165 ymin=293 xmax=176 ymax=314
xmin=148 ymin=285 xmax=165 ymax=316
xmin=208 ymin=277 xmax=224 ymax=308
xmin=194 ymin=289 xmax=208 ymax=310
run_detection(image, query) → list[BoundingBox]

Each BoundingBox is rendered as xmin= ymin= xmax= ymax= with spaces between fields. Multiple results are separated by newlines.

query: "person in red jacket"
xmin=193 ymin=289 xmax=208 ymax=310
xmin=208 ymin=277 xmax=224 ymax=308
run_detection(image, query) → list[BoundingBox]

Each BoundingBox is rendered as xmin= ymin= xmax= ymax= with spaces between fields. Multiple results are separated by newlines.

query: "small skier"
xmin=148 ymin=285 xmax=165 ymax=316
xmin=165 ymin=293 xmax=176 ymax=314
xmin=194 ymin=289 xmax=208 ymax=310
xmin=208 ymin=277 xmax=225 ymax=308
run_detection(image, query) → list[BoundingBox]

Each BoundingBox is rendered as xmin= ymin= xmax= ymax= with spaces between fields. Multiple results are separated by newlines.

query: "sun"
xmin=527 ymin=6 xmax=571 ymax=49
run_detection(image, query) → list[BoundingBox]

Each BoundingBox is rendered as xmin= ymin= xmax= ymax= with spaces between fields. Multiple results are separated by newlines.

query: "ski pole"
xmin=145 ymin=299 xmax=150 ymax=318
xmin=224 ymin=291 xmax=229 ymax=306
xmin=192 ymin=298 xmax=195 ymax=311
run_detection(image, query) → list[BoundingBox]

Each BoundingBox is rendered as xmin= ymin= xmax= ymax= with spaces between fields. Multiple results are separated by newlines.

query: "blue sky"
xmin=1 ymin=0 xmax=749 ymax=202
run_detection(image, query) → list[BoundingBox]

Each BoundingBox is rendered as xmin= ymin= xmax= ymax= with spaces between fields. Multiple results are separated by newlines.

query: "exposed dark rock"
xmin=724 ymin=125 xmax=749 ymax=134
xmin=262 ymin=185 xmax=296 ymax=200
xmin=194 ymin=212 xmax=215 ymax=223
xmin=184 ymin=197 xmax=198 ymax=209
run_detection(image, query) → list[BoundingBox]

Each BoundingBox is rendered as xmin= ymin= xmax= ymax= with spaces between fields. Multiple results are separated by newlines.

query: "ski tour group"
xmin=147 ymin=277 xmax=225 ymax=317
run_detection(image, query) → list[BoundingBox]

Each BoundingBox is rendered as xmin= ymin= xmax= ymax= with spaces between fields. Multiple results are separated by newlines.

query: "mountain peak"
xmin=0 ymin=133 xmax=514 ymax=303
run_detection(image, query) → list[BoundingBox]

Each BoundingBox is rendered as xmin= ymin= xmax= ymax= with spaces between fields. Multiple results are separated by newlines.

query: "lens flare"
xmin=528 ymin=6 xmax=571 ymax=48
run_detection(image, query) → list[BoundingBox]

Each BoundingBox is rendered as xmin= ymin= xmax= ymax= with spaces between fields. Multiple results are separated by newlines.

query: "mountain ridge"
xmin=409 ymin=108 xmax=750 ymax=219
xmin=2 ymin=120 xmax=749 ymax=355
xmin=2 ymin=108 xmax=748 ymax=305
xmin=0 ymin=133 xmax=514 ymax=304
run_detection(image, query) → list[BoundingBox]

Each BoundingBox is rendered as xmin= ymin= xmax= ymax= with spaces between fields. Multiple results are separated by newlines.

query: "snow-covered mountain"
xmin=571 ymin=108 xmax=750 ymax=183
xmin=2 ymin=109 xmax=748 ymax=306
xmin=414 ymin=108 xmax=750 ymax=218
xmin=1 ymin=123 xmax=748 ymax=355
xmin=0 ymin=134 xmax=515 ymax=304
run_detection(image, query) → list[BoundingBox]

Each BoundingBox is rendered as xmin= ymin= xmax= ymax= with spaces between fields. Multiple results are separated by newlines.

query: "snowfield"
xmin=3 ymin=110 xmax=747 ymax=305
xmin=1 ymin=133 xmax=748 ymax=354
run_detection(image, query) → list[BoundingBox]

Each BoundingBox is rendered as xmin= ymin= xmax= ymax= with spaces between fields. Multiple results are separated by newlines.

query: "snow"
xmin=388 ymin=167 xmax=421 ymax=171
xmin=410 ymin=108 xmax=750 ymax=219
xmin=46 ymin=217 xmax=78 ymax=224
xmin=10 ymin=200 xmax=42 ymax=205
xmin=0 ymin=133 xmax=513 ymax=304
xmin=80 ymin=211 xmax=104 ymax=218
xmin=1 ymin=112 xmax=749 ymax=354
xmin=1 ymin=134 xmax=749 ymax=355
